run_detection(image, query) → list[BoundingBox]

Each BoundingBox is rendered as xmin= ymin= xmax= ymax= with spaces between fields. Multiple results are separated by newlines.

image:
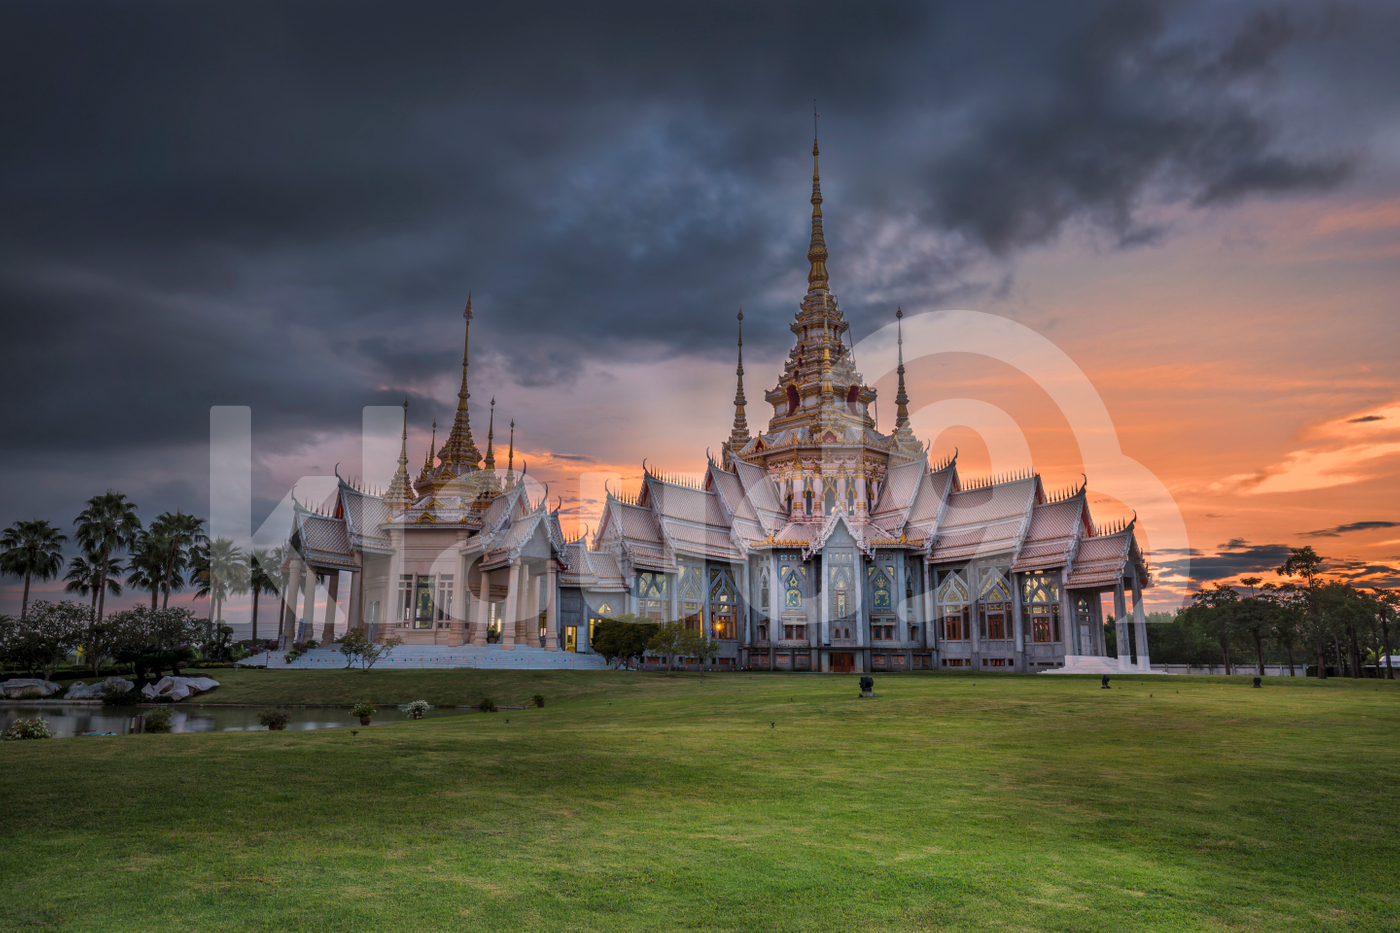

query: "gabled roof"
xmin=1066 ymin=525 xmax=1151 ymax=589
xmin=1012 ymin=494 xmax=1089 ymax=572
xmin=336 ymin=481 xmax=394 ymax=554
xmin=292 ymin=504 xmax=358 ymax=570
xmin=927 ymin=476 xmax=1038 ymax=564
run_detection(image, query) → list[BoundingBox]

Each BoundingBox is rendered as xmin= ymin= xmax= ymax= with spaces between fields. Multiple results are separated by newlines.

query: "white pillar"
xmin=545 ymin=563 xmax=558 ymax=650
xmin=474 ymin=568 xmax=490 ymax=646
xmin=1113 ymin=581 xmax=1130 ymax=672
xmin=300 ymin=565 xmax=316 ymax=643
xmin=501 ymin=559 xmax=519 ymax=649
xmin=1132 ymin=570 xmax=1150 ymax=671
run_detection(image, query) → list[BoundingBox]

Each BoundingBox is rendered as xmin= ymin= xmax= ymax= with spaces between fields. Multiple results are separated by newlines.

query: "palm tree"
xmin=247 ymin=547 xmax=285 ymax=645
xmin=64 ymin=552 xmax=124 ymax=620
xmin=126 ymin=530 xmax=173 ymax=609
xmin=192 ymin=537 xmax=248 ymax=638
xmin=74 ymin=492 xmax=142 ymax=623
xmin=149 ymin=511 xmax=206 ymax=609
xmin=0 ymin=519 xmax=67 ymax=620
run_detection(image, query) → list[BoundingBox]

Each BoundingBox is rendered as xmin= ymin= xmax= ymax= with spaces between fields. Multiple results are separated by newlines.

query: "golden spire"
xmin=482 ymin=397 xmax=496 ymax=473
xmin=893 ymin=307 xmax=915 ymax=442
xmin=729 ymin=310 xmax=750 ymax=449
xmin=417 ymin=420 xmax=437 ymax=485
xmin=807 ymin=137 xmax=829 ymax=290
xmin=385 ymin=399 xmax=413 ymax=508
xmin=436 ymin=295 xmax=481 ymax=472
xmin=506 ymin=418 xmax=515 ymax=487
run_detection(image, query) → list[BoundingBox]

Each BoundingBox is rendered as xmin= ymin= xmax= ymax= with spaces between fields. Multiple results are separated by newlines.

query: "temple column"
xmin=1132 ymin=569 xmax=1151 ymax=671
xmin=545 ymin=562 xmax=558 ymax=650
xmin=282 ymin=558 xmax=303 ymax=647
xmin=300 ymin=565 xmax=316 ymax=644
xmin=473 ymin=569 xmax=490 ymax=646
xmin=347 ymin=561 xmax=363 ymax=633
xmin=1113 ymin=580 xmax=1130 ymax=672
xmin=1010 ymin=573 xmax=1026 ymax=673
xmin=501 ymin=559 xmax=519 ymax=649
xmin=523 ymin=567 xmax=540 ymax=647
xmin=321 ymin=571 xmax=340 ymax=643
xmin=820 ymin=559 xmax=831 ymax=671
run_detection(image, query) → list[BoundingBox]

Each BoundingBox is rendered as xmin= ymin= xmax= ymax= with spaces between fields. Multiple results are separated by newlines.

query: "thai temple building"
xmin=280 ymin=139 xmax=1153 ymax=674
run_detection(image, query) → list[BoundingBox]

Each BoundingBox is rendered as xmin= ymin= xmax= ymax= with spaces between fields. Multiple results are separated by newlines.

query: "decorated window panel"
xmin=780 ymin=561 xmax=805 ymax=610
xmin=978 ymin=568 xmax=1011 ymax=640
xmin=435 ymin=575 xmax=454 ymax=622
xmin=759 ymin=567 xmax=771 ymax=615
xmin=937 ymin=570 xmax=970 ymax=641
xmin=708 ymin=568 xmax=738 ymax=639
xmin=872 ymin=565 xmax=894 ymax=612
xmin=827 ymin=551 xmax=855 ymax=620
xmin=414 ymin=575 xmax=435 ymax=629
xmin=637 ymin=571 xmax=670 ymax=620
xmin=823 ymin=478 xmax=837 ymax=513
xmin=679 ymin=567 xmax=703 ymax=629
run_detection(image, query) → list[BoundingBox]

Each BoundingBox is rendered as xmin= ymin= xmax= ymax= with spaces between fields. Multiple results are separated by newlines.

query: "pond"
xmin=1 ymin=703 xmax=472 ymax=738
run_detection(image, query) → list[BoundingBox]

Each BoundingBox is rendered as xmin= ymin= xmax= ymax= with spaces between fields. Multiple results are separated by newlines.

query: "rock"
xmin=64 ymin=677 xmax=134 ymax=699
xmin=0 ymin=678 xmax=61 ymax=699
xmin=140 ymin=675 xmax=220 ymax=702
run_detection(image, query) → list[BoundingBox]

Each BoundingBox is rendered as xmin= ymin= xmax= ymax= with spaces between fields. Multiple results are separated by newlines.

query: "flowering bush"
xmin=1 ymin=717 xmax=53 ymax=740
xmin=351 ymin=701 xmax=376 ymax=721
xmin=405 ymin=699 xmax=430 ymax=720
xmin=258 ymin=708 xmax=292 ymax=729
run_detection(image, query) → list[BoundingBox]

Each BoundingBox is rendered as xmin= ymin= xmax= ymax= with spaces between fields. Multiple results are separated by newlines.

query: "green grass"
xmin=1 ymin=671 xmax=1396 ymax=932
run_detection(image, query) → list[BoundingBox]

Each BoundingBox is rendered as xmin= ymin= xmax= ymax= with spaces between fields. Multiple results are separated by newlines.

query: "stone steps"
xmin=239 ymin=646 xmax=611 ymax=671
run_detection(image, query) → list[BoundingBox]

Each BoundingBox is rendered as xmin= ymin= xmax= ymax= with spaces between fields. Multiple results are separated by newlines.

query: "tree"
xmin=1237 ymin=577 xmax=1272 ymax=676
xmin=647 ymin=621 xmax=688 ymax=671
xmin=1374 ymin=588 xmax=1397 ymax=681
xmin=63 ymin=552 xmax=123 ymax=620
xmin=1184 ymin=583 xmax=1241 ymax=674
xmin=247 ymin=547 xmax=284 ymax=646
xmin=1264 ymin=583 xmax=1306 ymax=677
xmin=106 ymin=605 xmax=201 ymax=680
xmin=337 ymin=626 xmax=404 ymax=670
xmin=74 ymin=492 xmax=142 ymax=625
xmin=148 ymin=511 xmax=205 ymax=609
xmin=0 ymin=519 xmax=68 ymax=621
xmin=591 ymin=614 xmax=657 ymax=669
xmin=1276 ymin=546 xmax=1328 ymax=678
xmin=191 ymin=537 xmax=248 ymax=639
xmin=19 ymin=599 xmax=90 ymax=679
xmin=77 ymin=618 xmax=124 ymax=677
xmin=125 ymin=529 xmax=172 ymax=609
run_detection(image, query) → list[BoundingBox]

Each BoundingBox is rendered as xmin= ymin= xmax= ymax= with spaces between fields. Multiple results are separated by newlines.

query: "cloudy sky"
xmin=2 ymin=0 xmax=1398 ymax=617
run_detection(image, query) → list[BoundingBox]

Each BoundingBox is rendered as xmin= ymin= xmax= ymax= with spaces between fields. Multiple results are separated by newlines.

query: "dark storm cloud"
xmin=0 ymin=0 xmax=1392 ymax=529
xmin=1187 ymin=540 xmax=1294 ymax=583
xmin=1301 ymin=521 xmax=1400 ymax=538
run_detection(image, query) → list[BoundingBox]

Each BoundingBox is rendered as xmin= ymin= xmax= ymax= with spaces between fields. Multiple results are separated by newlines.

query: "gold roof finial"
xmin=436 ymin=294 xmax=481 ymax=473
xmin=483 ymin=396 xmax=496 ymax=473
xmin=385 ymin=398 xmax=413 ymax=507
xmin=729 ymin=309 xmax=750 ymax=449
xmin=894 ymin=307 xmax=912 ymax=437
xmin=807 ymin=127 xmax=829 ymax=291
xmin=506 ymin=418 xmax=515 ymax=486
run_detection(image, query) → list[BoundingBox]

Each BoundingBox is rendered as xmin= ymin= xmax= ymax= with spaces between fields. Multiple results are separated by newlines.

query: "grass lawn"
xmin=2 ymin=671 xmax=1397 ymax=932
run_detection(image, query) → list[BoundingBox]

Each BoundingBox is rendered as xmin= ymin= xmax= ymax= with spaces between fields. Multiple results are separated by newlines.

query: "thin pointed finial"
xmin=729 ymin=309 xmax=749 ymax=449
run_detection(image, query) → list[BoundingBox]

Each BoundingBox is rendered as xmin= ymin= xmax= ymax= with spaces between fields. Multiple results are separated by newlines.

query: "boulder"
xmin=0 ymin=678 xmax=62 ymax=699
xmin=140 ymin=676 xmax=220 ymax=702
xmin=64 ymin=677 xmax=135 ymax=700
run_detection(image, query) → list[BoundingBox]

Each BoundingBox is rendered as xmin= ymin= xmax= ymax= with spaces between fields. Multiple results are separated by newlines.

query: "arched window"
xmin=803 ymin=484 xmax=813 ymax=516
xmin=872 ymin=566 xmax=894 ymax=611
xmin=823 ymin=478 xmax=837 ymax=514
xmin=759 ymin=567 xmax=770 ymax=614
xmin=846 ymin=383 xmax=860 ymax=416
xmin=979 ymin=569 xmax=1012 ymax=640
xmin=786 ymin=384 xmax=800 ymax=415
xmin=846 ymin=478 xmax=856 ymax=512
xmin=937 ymin=571 xmax=970 ymax=641
xmin=679 ymin=568 xmax=703 ymax=632
xmin=1021 ymin=572 xmax=1061 ymax=643
xmin=709 ymin=568 xmax=738 ymax=639
xmin=781 ymin=561 xmax=804 ymax=610
xmin=637 ymin=572 xmax=669 ymax=620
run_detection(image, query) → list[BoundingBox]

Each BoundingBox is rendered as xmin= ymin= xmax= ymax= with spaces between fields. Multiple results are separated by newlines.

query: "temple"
xmin=281 ymin=140 xmax=1153 ymax=674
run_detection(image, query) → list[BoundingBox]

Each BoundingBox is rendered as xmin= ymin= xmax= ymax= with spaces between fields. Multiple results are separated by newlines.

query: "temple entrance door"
xmin=830 ymin=652 xmax=855 ymax=673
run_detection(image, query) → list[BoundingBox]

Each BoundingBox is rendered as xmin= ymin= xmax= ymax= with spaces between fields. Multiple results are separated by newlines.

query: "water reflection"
xmin=1 ymin=703 xmax=468 ymax=738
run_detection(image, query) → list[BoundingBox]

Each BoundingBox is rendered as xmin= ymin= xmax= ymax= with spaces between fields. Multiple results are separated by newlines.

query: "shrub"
xmin=405 ymin=699 xmax=430 ymax=720
xmin=477 ymin=697 xmax=495 ymax=713
xmin=102 ymin=683 xmax=140 ymax=707
xmin=532 ymin=693 xmax=545 ymax=708
xmin=258 ymin=708 xmax=292 ymax=729
xmin=143 ymin=708 xmax=174 ymax=733
xmin=1 ymin=717 xmax=53 ymax=740
xmin=351 ymin=701 xmax=376 ymax=719
xmin=303 ymin=640 xmax=320 ymax=650
xmin=15 ymin=688 xmax=42 ymax=700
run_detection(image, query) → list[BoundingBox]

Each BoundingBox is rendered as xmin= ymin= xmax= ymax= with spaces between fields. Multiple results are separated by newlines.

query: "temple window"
xmin=828 ymin=552 xmax=854 ymax=620
xmin=804 ymin=485 xmax=813 ymax=515
xmin=978 ymin=570 xmax=1011 ymax=641
xmin=937 ymin=571 xmax=970 ymax=641
xmin=846 ymin=478 xmax=856 ymax=512
xmin=846 ymin=383 xmax=860 ymax=416
xmin=679 ymin=568 xmax=703 ymax=631
xmin=823 ymin=478 xmax=837 ymax=514
xmin=759 ymin=567 xmax=771 ymax=613
xmin=871 ymin=565 xmax=894 ymax=612
xmin=1022 ymin=572 xmax=1062 ymax=644
xmin=786 ymin=384 xmax=799 ymax=415
xmin=781 ymin=562 xmax=804 ymax=610
xmin=709 ymin=568 xmax=738 ymax=639
xmin=637 ymin=571 xmax=669 ymax=620
xmin=909 ymin=623 xmax=919 ymax=642
xmin=435 ymin=575 xmax=454 ymax=622
xmin=757 ymin=623 xmax=769 ymax=641
xmin=413 ymin=575 xmax=435 ymax=629
xmin=396 ymin=574 xmax=413 ymax=624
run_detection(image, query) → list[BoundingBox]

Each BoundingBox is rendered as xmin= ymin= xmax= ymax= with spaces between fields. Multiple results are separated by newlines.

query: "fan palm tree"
xmin=192 ymin=537 xmax=248 ymax=638
xmin=0 ymin=519 xmax=67 ymax=620
xmin=149 ymin=511 xmax=205 ymax=608
xmin=126 ymin=530 xmax=173 ymax=609
xmin=64 ymin=552 xmax=124 ymax=620
xmin=74 ymin=492 xmax=142 ymax=623
xmin=247 ymin=546 xmax=285 ymax=645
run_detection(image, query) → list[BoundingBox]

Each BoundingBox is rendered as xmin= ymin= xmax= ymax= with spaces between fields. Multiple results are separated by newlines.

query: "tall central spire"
xmin=807 ymin=139 xmax=828 ymax=290
xmin=728 ymin=310 xmax=749 ymax=450
xmin=436 ymin=295 xmax=482 ymax=472
xmin=386 ymin=399 xmax=413 ymax=508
